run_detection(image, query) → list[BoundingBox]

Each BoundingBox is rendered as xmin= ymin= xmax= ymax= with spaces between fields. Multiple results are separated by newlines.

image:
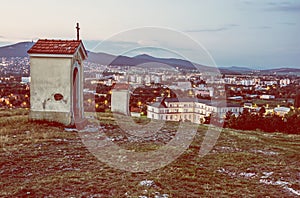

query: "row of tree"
xmin=222 ymin=109 xmax=300 ymax=134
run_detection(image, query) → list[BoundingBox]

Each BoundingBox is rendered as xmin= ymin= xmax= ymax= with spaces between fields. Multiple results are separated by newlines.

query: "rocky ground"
xmin=0 ymin=110 xmax=299 ymax=197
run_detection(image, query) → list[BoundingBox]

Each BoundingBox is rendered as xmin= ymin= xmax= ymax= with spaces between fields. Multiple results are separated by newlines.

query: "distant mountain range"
xmin=219 ymin=66 xmax=254 ymax=72
xmin=0 ymin=42 xmax=34 ymax=57
xmin=88 ymin=52 xmax=215 ymax=72
xmin=0 ymin=41 xmax=299 ymax=74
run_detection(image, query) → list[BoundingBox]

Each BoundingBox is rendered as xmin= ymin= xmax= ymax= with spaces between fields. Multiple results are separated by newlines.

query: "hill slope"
xmin=0 ymin=42 xmax=34 ymax=57
xmin=0 ymin=110 xmax=299 ymax=197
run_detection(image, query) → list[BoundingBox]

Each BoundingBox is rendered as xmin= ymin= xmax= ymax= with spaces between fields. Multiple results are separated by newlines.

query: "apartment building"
xmin=147 ymin=98 xmax=243 ymax=124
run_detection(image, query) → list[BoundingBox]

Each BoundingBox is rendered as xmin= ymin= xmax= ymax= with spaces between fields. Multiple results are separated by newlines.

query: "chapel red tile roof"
xmin=112 ymin=83 xmax=130 ymax=90
xmin=27 ymin=39 xmax=87 ymax=56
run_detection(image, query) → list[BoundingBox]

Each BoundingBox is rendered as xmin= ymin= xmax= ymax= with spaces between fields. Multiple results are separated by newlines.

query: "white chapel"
xmin=27 ymin=24 xmax=88 ymax=126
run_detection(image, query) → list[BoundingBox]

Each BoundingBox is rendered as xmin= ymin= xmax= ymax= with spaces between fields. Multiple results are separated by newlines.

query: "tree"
xmin=295 ymin=92 xmax=300 ymax=108
xmin=199 ymin=117 xmax=205 ymax=124
xmin=235 ymin=109 xmax=259 ymax=130
xmin=207 ymin=112 xmax=223 ymax=127
xmin=258 ymin=106 xmax=266 ymax=117
xmin=224 ymin=111 xmax=238 ymax=129
xmin=284 ymin=109 xmax=300 ymax=134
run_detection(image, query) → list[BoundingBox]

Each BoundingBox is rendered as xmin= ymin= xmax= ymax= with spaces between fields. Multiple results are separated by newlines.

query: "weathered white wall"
xmin=30 ymin=57 xmax=72 ymax=112
xmin=111 ymin=90 xmax=129 ymax=115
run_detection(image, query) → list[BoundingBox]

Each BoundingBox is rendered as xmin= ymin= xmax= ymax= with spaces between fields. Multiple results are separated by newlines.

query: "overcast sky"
xmin=0 ymin=0 xmax=299 ymax=68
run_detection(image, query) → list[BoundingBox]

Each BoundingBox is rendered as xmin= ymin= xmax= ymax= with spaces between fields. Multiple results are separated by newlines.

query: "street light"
xmin=137 ymin=101 xmax=142 ymax=107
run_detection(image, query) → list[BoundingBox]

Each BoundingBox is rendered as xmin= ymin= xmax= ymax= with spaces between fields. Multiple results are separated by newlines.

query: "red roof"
xmin=130 ymin=107 xmax=142 ymax=113
xmin=112 ymin=83 xmax=130 ymax=90
xmin=27 ymin=39 xmax=87 ymax=57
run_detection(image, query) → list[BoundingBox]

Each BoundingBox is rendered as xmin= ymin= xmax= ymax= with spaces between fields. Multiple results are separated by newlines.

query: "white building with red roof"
xmin=27 ymin=30 xmax=88 ymax=126
xmin=147 ymin=98 xmax=243 ymax=124
xmin=111 ymin=83 xmax=130 ymax=115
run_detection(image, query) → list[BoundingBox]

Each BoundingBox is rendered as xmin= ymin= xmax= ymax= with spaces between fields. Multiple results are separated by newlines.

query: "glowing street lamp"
xmin=137 ymin=101 xmax=142 ymax=107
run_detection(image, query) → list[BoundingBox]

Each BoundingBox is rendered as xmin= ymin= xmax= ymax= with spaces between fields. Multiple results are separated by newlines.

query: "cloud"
xmin=137 ymin=39 xmax=160 ymax=46
xmin=278 ymin=22 xmax=297 ymax=26
xmin=85 ymin=40 xmax=140 ymax=53
xmin=186 ymin=27 xmax=229 ymax=33
xmin=241 ymin=0 xmax=253 ymax=5
xmin=252 ymin=26 xmax=272 ymax=29
xmin=185 ymin=24 xmax=240 ymax=33
xmin=267 ymin=1 xmax=291 ymax=6
xmin=265 ymin=2 xmax=300 ymax=12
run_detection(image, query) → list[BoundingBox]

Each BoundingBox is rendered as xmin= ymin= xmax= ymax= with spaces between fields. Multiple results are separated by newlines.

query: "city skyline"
xmin=0 ymin=0 xmax=299 ymax=69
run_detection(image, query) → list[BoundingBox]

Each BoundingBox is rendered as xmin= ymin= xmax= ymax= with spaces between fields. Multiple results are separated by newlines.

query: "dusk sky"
xmin=0 ymin=0 xmax=299 ymax=69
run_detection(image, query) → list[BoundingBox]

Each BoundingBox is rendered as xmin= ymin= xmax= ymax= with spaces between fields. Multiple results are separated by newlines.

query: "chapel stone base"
xmin=29 ymin=111 xmax=88 ymax=129
xmin=29 ymin=111 xmax=73 ymax=126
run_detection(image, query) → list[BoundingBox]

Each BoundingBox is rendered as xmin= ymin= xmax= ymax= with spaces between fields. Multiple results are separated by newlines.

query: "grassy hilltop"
xmin=0 ymin=109 xmax=299 ymax=197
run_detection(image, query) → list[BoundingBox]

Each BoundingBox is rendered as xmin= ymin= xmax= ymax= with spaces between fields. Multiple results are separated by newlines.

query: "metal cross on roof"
xmin=76 ymin=23 xmax=80 ymax=40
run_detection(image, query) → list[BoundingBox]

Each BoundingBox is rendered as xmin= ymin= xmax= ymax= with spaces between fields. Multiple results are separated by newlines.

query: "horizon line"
xmin=0 ymin=40 xmax=299 ymax=70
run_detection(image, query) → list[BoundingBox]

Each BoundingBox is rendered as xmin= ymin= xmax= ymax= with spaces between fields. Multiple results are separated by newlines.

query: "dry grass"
xmin=0 ymin=110 xmax=299 ymax=197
